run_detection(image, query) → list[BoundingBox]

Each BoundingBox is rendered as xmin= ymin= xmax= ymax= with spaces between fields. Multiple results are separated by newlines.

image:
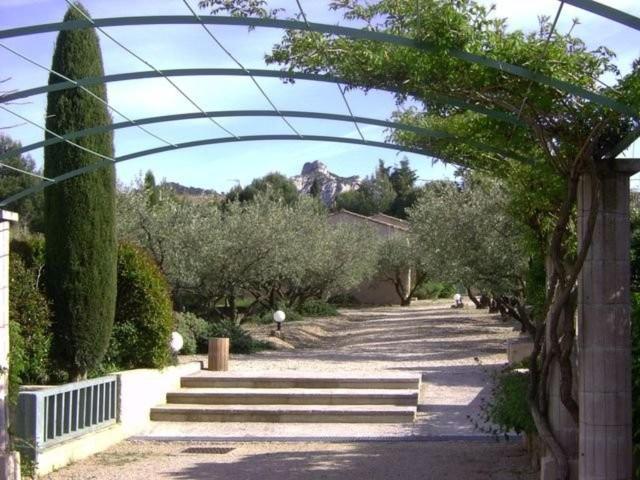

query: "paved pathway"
xmin=45 ymin=301 xmax=536 ymax=479
xmin=139 ymin=300 xmax=524 ymax=440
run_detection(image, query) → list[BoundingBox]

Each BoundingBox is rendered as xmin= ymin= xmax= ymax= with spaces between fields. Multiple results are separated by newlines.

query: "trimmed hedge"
xmin=8 ymin=256 xmax=52 ymax=401
xmin=103 ymin=243 xmax=173 ymax=370
xmin=174 ymin=311 xmax=210 ymax=355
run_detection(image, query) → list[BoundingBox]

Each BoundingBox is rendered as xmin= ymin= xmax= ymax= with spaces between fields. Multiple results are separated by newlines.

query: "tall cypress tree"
xmin=44 ymin=2 xmax=116 ymax=380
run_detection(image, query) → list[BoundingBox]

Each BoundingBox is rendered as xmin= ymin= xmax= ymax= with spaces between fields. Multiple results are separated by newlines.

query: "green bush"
xmin=209 ymin=320 xmax=271 ymax=354
xmin=470 ymin=366 xmax=535 ymax=437
xmin=437 ymin=283 xmax=456 ymax=298
xmin=9 ymin=256 xmax=52 ymax=397
xmin=414 ymin=281 xmax=455 ymax=300
xmin=104 ymin=243 xmax=173 ymax=370
xmin=297 ymin=299 xmax=338 ymax=317
xmin=10 ymin=234 xmax=45 ymax=271
xmin=174 ymin=311 xmax=210 ymax=355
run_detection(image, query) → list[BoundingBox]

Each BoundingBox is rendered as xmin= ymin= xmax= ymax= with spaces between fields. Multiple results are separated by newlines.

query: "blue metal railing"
xmin=15 ymin=375 xmax=118 ymax=456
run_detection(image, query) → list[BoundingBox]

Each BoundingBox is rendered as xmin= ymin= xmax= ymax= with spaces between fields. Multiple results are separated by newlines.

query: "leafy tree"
xmin=143 ymin=169 xmax=160 ymax=206
xmin=377 ymin=235 xmax=434 ymax=305
xmin=225 ymin=172 xmax=299 ymax=205
xmin=0 ymin=134 xmax=44 ymax=231
xmin=44 ymin=2 xmax=117 ymax=380
xmin=118 ymin=187 xmax=377 ymax=321
xmin=389 ymin=158 xmax=419 ymax=218
xmin=336 ymin=161 xmax=396 ymax=215
xmin=207 ymin=1 xmax=636 ymax=473
xmin=409 ymin=175 xmax=530 ymax=324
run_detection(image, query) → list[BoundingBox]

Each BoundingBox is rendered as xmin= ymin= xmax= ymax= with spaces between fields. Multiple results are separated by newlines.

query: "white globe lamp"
xmin=170 ymin=331 xmax=184 ymax=353
xmin=273 ymin=310 xmax=286 ymax=331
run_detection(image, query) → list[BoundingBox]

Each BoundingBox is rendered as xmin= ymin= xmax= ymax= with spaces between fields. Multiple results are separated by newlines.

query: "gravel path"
xmin=44 ymin=440 xmax=536 ymax=480
xmin=44 ymin=301 xmax=535 ymax=479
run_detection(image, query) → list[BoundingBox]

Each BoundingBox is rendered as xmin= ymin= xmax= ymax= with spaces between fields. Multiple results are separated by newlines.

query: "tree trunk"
xmin=466 ymin=286 xmax=481 ymax=308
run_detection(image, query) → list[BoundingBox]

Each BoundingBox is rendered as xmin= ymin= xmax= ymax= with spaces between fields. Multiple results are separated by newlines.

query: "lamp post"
xmin=273 ymin=310 xmax=286 ymax=331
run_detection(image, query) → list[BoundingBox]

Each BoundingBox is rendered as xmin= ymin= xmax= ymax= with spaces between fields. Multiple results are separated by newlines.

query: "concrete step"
xmin=166 ymin=388 xmax=418 ymax=406
xmin=181 ymin=375 xmax=420 ymax=390
xmin=150 ymin=404 xmax=416 ymax=423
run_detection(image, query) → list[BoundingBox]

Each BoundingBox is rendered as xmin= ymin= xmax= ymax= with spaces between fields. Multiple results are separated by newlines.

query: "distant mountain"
xmin=162 ymin=182 xmax=220 ymax=199
xmin=292 ymin=161 xmax=360 ymax=206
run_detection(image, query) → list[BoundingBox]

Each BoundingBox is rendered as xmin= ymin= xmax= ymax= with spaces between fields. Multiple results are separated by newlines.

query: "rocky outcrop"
xmin=292 ymin=161 xmax=360 ymax=206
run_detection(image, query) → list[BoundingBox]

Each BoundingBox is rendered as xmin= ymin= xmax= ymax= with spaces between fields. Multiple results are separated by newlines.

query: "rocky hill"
xmin=291 ymin=161 xmax=360 ymax=206
xmin=162 ymin=181 xmax=219 ymax=198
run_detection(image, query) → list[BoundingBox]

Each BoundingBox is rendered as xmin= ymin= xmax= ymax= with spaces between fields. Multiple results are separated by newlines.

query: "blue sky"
xmin=1 ymin=0 xmax=639 ymax=193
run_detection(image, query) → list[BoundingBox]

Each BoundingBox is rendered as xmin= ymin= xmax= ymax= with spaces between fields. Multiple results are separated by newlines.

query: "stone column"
xmin=0 ymin=210 xmax=20 ymax=480
xmin=577 ymin=166 xmax=633 ymax=480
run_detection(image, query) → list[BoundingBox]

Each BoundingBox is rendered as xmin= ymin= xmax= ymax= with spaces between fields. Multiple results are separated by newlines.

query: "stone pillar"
xmin=0 ymin=210 xmax=20 ymax=480
xmin=577 ymin=167 xmax=633 ymax=480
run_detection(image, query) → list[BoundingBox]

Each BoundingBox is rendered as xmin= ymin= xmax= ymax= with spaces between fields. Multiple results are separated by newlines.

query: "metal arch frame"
xmin=0 ymin=109 xmax=525 ymax=163
xmin=0 ymin=15 xmax=635 ymax=116
xmin=0 ymin=135 xmax=453 ymax=207
xmin=2 ymin=68 xmax=526 ymax=127
xmin=560 ymin=0 xmax=640 ymax=31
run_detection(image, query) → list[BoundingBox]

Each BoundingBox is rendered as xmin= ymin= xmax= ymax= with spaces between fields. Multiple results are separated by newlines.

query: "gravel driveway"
xmin=44 ymin=301 xmax=536 ymax=479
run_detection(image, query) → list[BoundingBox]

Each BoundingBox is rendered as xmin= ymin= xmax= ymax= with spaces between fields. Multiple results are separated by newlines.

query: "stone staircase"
xmin=150 ymin=374 xmax=420 ymax=423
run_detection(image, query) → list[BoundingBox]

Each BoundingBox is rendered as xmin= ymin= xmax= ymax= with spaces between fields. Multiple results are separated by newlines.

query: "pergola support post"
xmin=0 ymin=210 xmax=20 ymax=480
xmin=577 ymin=162 xmax=636 ymax=480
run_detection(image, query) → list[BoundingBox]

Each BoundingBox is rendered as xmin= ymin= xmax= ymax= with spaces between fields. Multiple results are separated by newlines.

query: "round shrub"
xmin=9 ymin=256 xmax=52 ymax=393
xmin=174 ymin=311 xmax=210 ymax=355
xmin=104 ymin=243 xmax=173 ymax=370
xmin=297 ymin=299 xmax=338 ymax=317
xmin=209 ymin=320 xmax=260 ymax=354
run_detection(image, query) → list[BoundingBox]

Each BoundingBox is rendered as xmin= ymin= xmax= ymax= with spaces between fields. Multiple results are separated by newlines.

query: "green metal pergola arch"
xmin=0 ymin=2 xmax=638 ymax=206
xmin=0 ymin=15 xmax=636 ymax=116
xmin=2 ymin=68 xmax=526 ymax=127
xmin=0 ymin=135 xmax=443 ymax=207
xmin=0 ymin=109 xmax=525 ymax=164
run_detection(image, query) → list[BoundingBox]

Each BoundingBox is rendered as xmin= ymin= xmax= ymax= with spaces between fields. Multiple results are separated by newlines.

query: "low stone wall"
xmin=506 ymin=337 xmax=534 ymax=365
xmin=22 ymin=361 xmax=202 ymax=476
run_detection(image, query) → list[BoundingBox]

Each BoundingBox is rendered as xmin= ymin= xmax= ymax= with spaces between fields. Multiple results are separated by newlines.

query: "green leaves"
xmin=44 ymin=2 xmax=117 ymax=380
xmin=117 ymin=185 xmax=377 ymax=319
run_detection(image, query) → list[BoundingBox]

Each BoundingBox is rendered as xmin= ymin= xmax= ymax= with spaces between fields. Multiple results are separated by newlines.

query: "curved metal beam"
xmin=561 ymin=0 xmax=640 ymax=31
xmin=0 ymin=16 xmax=634 ymax=116
xmin=1 ymin=68 xmax=526 ymax=127
xmin=0 ymin=109 xmax=525 ymax=163
xmin=0 ymin=135 xmax=452 ymax=207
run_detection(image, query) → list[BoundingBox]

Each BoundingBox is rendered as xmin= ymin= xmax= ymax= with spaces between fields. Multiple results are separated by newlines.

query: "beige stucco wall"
xmin=328 ymin=211 xmax=412 ymax=305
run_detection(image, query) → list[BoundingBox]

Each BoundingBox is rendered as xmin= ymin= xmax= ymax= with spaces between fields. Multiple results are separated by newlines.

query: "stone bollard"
xmin=207 ymin=338 xmax=229 ymax=371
